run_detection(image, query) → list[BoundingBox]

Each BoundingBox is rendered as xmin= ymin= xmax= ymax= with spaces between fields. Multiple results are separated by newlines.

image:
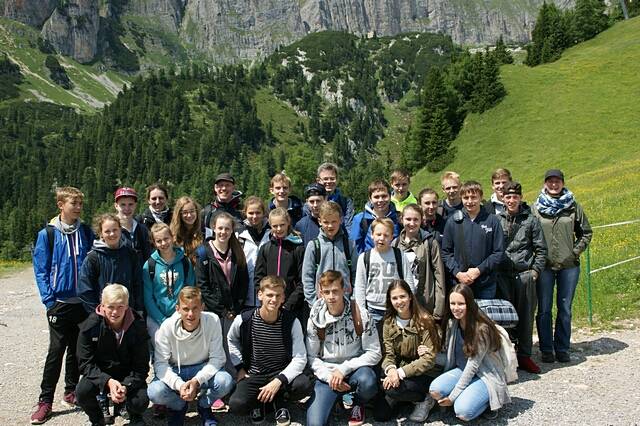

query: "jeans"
xmin=147 ymin=363 xmax=234 ymax=411
xmin=429 ymin=368 xmax=489 ymax=421
xmin=536 ymin=266 xmax=580 ymax=354
xmin=228 ymin=372 xmax=312 ymax=415
xmin=306 ymin=367 xmax=378 ymax=426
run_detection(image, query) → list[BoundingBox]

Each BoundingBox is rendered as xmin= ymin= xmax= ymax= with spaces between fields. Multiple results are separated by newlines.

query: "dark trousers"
xmin=497 ymin=270 xmax=537 ymax=357
xmin=374 ymin=375 xmax=431 ymax=421
xmin=229 ymin=372 xmax=312 ymax=416
xmin=39 ymin=302 xmax=88 ymax=402
xmin=76 ymin=377 xmax=148 ymax=424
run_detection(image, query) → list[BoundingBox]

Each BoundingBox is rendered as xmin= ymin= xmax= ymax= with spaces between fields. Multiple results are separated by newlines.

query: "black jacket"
xmin=497 ymin=203 xmax=548 ymax=275
xmin=136 ymin=207 xmax=173 ymax=230
xmin=121 ymin=222 xmax=152 ymax=268
xmin=268 ymin=195 xmax=304 ymax=227
xmin=77 ymin=310 xmax=149 ymax=392
xmin=254 ymin=234 xmax=305 ymax=312
xmin=200 ymin=191 xmax=244 ymax=236
xmin=195 ymin=242 xmax=249 ymax=316
xmin=78 ymin=242 xmax=144 ymax=313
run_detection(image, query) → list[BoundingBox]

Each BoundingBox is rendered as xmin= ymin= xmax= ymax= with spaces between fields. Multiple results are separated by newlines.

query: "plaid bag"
xmin=477 ymin=299 xmax=519 ymax=328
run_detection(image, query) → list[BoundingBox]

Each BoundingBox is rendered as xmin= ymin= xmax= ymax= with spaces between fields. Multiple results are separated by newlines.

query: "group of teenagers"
xmin=31 ymin=162 xmax=593 ymax=426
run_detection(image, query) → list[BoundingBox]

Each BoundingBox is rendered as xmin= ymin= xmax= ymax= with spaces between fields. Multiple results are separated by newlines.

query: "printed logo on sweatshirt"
xmin=480 ymin=224 xmax=493 ymax=234
xmin=368 ymin=261 xmax=400 ymax=296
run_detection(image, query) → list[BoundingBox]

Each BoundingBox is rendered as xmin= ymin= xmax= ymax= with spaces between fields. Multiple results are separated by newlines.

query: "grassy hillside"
xmin=0 ymin=19 xmax=129 ymax=112
xmin=412 ymin=17 xmax=640 ymax=324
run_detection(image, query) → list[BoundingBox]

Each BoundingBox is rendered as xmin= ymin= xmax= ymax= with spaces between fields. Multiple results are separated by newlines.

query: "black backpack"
xmin=363 ymin=247 xmax=404 ymax=280
xmin=42 ymin=223 xmax=93 ymax=256
xmin=147 ymin=256 xmax=191 ymax=283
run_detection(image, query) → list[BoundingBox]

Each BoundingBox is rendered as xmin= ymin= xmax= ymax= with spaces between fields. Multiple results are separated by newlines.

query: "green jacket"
xmin=391 ymin=192 xmax=418 ymax=213
xmin=533 ymin=201 xmax=592 ymax=270
xmin=381 ymin=315 xmax=438 ymax=378
xmin=497 ymin=203 xmax=548 ymax=275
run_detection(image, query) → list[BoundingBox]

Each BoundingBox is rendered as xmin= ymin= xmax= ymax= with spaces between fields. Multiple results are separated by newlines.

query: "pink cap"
xmin=114 ymin=187 xmax=138 ymax=201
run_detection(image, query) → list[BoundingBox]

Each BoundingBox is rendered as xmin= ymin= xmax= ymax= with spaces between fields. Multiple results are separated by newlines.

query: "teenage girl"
xmin=169 ymin=196 xmax=203 ymax=266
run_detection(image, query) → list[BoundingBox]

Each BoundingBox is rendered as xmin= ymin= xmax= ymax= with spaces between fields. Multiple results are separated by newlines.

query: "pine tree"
xmin=493 ymin=35 xmax=514 ymax=65
xmin=573 ymin=0 xmax=609 ymax=42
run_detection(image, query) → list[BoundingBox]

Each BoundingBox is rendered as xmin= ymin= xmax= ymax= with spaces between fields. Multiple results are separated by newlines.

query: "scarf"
xmin=535 ymin=187 xmax=575 ymax=216
xmin=150 ymin=207 xmax=170 ymax=224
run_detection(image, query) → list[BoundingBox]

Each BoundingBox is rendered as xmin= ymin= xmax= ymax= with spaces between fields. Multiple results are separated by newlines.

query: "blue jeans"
xmin=306 ymin=367 xmax=378 ymax=426
xmin=536 ymin=266 xmax=580 ymax=354
xmin=429 ymin=368 xmax=489 ymax=421
xmin=147 ymin=363 xmax=234 ymax=411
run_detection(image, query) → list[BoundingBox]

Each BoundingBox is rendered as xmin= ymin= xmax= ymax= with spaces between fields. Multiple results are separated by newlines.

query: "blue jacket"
xmin=328 ymin=188 xmax=355 ymax=227
xmin=78 ymin=240 xmax=143 ymax=313
xmin=349 ymin=203 xmax=401 ymax=255
xmin=143 ymin=247 xmax=195 ymax=326
xmin=441 ymin=207 xmax=505 ymax=296
xmin=294 ymin=205 xmax=321 ymax=247
xmin=33 ymin=218 xmax=95 ymax=309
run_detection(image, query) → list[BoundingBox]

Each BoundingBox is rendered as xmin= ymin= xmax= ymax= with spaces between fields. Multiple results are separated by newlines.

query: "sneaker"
xmin=250 ymin=405 xmax=266 ymax=425
xmin=275 ymin=408 xmax=291 ymax=426
xmin=482 ymin=408 xmax=499 ymax=420
xmin=197 ymin=404 xmax=218 ymax=426
xmin=556 ymin=352 xmax=571 ymax=363
xmin=342 ymin=392 xmax=354 ymax=409
xmin=98 ymin=396 xmax=114 ymax=425
xmin=348 ymin=405 xmax=365 ymax=426
xmin=211 ymin=398 xmax=226 ymax=412
xmin=30 ymin=401 xmax=52 ymax=425
xmin=517 ymin=355 xmax=542 ymax=374
xmin=408 ymin=396 xmax=435 ymax=422
xmin=61 ymin=391 xmax=77 ymax=408
xmin=541 ymin=351 xmax=555 ymax=363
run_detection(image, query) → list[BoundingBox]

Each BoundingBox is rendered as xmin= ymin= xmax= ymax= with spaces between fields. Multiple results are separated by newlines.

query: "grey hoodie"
xmin=306 ymin=297 xmax=381 ymax=383
xmin=153 ymin=311 xmax=226 ymax=391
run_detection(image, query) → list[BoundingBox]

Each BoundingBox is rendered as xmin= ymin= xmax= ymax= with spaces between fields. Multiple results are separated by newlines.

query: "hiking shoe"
xmin=408 ymin=396 xmax=435 ymax=422
xmin=541 ymin=351 xmax=555 ymax=363
xmin=348 ymin=405 xmax=365 ymax=426
xmin=556 ymin=352 xmax=571 ymax=363
xmin=250 ymin=405 xmax=265 ymax=424
xmin=517 ymin=355 xmax=542 ymax=374
xmin=275 ymin=408 xmax=291 ymax=426
xmin=61 ymin=391 xmax=77 ymax=408
xmin=98 ymin=396 xmax=114 ymax=425
xmin=342 ymin=392 xmax=354 ymax=409
xmin=482 ymin=408 xmax=499 ymax=420
xmin=30 ymin=401 xmax=52 ymax=424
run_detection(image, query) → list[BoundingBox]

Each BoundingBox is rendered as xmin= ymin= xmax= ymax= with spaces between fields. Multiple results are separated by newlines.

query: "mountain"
xmin=2 ymin=0 xmax=574 ymax=65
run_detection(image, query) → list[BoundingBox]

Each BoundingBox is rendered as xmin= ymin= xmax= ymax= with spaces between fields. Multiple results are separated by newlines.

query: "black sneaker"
xmin=541 ymin=351 xmax=555 ymax=363
xmin=556 ymin=352 xmax=571 ymax=363
xmin=250 ymin=405 xmax=265 ymax=425
xmin=98 ymin=395 xmax=114 ymax=425
xmin=275 ymin=408 xmax=291 ymax=426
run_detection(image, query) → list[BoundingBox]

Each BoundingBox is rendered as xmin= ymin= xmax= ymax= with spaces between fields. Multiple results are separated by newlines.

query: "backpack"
xmin=316 ymin=299 xmax=363 ymax=341
xmin=147 ymin=256 xmax=190 ymax=283
xmin=363 ymin=247 xmax=404 ymax=280
xmin=43 ymin=223 xmax=93 ymax=256
xmin=495 ymin=324 xmax=518 ymax=383
xmin=313 ymin=233 xmax=353 ymax=279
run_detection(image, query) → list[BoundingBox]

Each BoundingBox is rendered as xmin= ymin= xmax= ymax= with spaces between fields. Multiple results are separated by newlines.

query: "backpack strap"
xmin=313 ymin=238 xmax=321 ymax=272
xmin=393 ymin=247 xmax=404 ymax=280
xmin=147 ymin=257 xmax=157 ymax=282
xmin=364 ymin=249 xmax=371 ymax=280
xmin=46 ymin=225 xmax=55 ymax=256
xmin=181 ymin=256 xmax=190 ymax=282
xmin=317 ymin=300 xmax=363 ymax=343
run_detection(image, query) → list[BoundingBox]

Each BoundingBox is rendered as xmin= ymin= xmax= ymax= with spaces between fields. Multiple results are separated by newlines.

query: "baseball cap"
xmin=304 ymin=183 xmax=327 ymax=198
xmin=215 ymin=172 xmax=235 ymax=184
xmin=544 ymin=169 xmax=564 ymax=181
xmin=114 ymin=187 xmax=138 ymax=201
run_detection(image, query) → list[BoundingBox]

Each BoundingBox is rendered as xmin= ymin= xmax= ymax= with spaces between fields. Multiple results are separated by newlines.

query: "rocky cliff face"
xmin=2 ymin=0 xmax=574 ymax=64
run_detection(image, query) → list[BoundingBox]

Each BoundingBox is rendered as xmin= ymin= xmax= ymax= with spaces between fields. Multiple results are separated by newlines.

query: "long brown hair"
xmin=448 ymin=284 xmax=501 ymax=357
xmin=385 ymin=279 xmax=441 ymax=352
xmin=170 ymin=196 xmax=203 ymax=264
xmin=210 ymin=212 xmax=247 ymax=269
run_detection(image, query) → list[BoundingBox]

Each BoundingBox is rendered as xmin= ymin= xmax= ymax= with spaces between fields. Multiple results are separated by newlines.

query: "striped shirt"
xmin=248 ymin=310 xmax=289 ymax=375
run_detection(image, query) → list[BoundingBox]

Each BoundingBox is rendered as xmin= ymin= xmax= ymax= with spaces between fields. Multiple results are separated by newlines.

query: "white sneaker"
xmin=408 ymin=396 xmax=435 ymax=423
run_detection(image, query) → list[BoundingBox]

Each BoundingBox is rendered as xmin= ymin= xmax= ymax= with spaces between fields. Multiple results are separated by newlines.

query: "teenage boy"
xmin=268 ymin=173 xmax=304 ymax=226
xmin=441 ymin=181 xmax=505 ymax=299
xmin=484 ymin=168 xmax=512 ymax=215
xmin=439 ymin=171 xmax=463 ymax=220
xmin=31 ymin=186 xmax=95 ymax=424
xmin=227 ymin=276 xmax=312 ymax=425
xmin=307 ymin=271 xmax=382 ymax=426
xmin=497 ymin=182 xmax=547 ymax=374
xmin=390 ymin=169 xmax=418 ymax=214
xmin=349 ymin=180 xmax=401 ymax=255
xmin=418 ymin=188 xmax=446 ymax=245
xmin=302 ymin=201 xmax=358 ymax=306
xmin=294 ymin=183 xmax=327 ymax=246
xmin=114 ymin=187 xmax=151 ymax=266
xmin=148 ymin=286 xmax=234 ymax=425
xmin=201 ymin=172 xmax=244 ymax=238
xmin=353 ymin=218 xmax=414 ymax=326
xmin=317 ymin=162 xmax=354 ymax=227
xmin=76 ymin=285 xmax=149 ymax=426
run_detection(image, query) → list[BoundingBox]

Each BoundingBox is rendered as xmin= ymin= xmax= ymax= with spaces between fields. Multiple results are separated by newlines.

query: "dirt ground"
xmin=2 ymin=267 xmax=639 ymax=425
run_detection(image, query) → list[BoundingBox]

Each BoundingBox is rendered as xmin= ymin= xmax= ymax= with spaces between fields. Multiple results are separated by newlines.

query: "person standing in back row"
xmin=533 ymin=169 xmax=592 ymax=364
xmin=137 ymin=183 xmax=173 ymax=229
xmin=439 ymin=171 xmax=463 ymax=221
xmin=317 ymin=162 xmax=354 ymax=227
xmin=201 ymin=173 xmax=244 ymax=238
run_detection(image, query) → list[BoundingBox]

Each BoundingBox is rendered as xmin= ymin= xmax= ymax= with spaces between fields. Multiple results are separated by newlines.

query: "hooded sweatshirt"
xmin=237 ymin=220 xmax=271 ymax=307
xmin=349 ymin=202 xmax=401 ymax=255
xmin=78 ymin=240 xmax=143 ymax=312
xmin=301 ymin=227 xmax=358 ymax=305
xmin=154 ymin=311 xmax=225 ymax=391
xmin=306 ymin=297 xmax=381 ymax=383
xmin=143 ymin=247 xmax=195 ymax=326
xmin=33 ymin=216 xmax=95 ymax=309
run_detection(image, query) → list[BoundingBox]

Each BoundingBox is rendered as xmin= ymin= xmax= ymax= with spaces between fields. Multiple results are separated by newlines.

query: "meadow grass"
xmin=0 ymin=260 xmax=30 ymax=278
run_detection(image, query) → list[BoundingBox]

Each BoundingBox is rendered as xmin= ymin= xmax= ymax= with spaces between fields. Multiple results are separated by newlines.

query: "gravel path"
xmin=2 ymin=267 xmax=639 ymax=425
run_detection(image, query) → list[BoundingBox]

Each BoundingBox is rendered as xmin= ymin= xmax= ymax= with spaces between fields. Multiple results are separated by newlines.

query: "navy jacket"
xmin=294 ymin=205 xmax=321 ymax=247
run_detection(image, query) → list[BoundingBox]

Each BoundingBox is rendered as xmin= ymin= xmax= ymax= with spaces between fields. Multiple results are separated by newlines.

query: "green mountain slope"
xmin=412 ymin=17 xmax=640 ymax=323
xmin=0 ymin=19 xmax=129 ymax=112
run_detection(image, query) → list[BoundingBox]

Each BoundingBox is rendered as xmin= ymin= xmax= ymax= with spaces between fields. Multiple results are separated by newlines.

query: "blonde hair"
xmin=150 ymin=222 xmax=172 ymax=240
xmin=101 ymin=283 xmax=129 ymax=305
xmin=371 ymin=217 xmax=394 ymax=234
xmin=268 ymin=207 xmax=293 ymax=234
xmin=318 ymin=270 xmax=344 ymax=289
xmin=93 ymin=213 xmax=121 ymax=236
xmin=259 ymin=275 xmax=286 ymax=292
xmin=170 ymin=196 xmax=202 ymax=263
xmin=491 ymin=168 xmax=512 ymax=183
xmin=318 ymin=200 xmax=343 ymax=220
xmin=243 ymin=196 xmax=266 ymax=216
xmin=270 ymin=172 xmax=291 ymax=189
xmin=178 ymin=286 xmax=202 ymax=304
xmin=56 ymin=186 xmax=84 ymax=203
xmin=440 ymin=171 xmax=461 ymax=186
